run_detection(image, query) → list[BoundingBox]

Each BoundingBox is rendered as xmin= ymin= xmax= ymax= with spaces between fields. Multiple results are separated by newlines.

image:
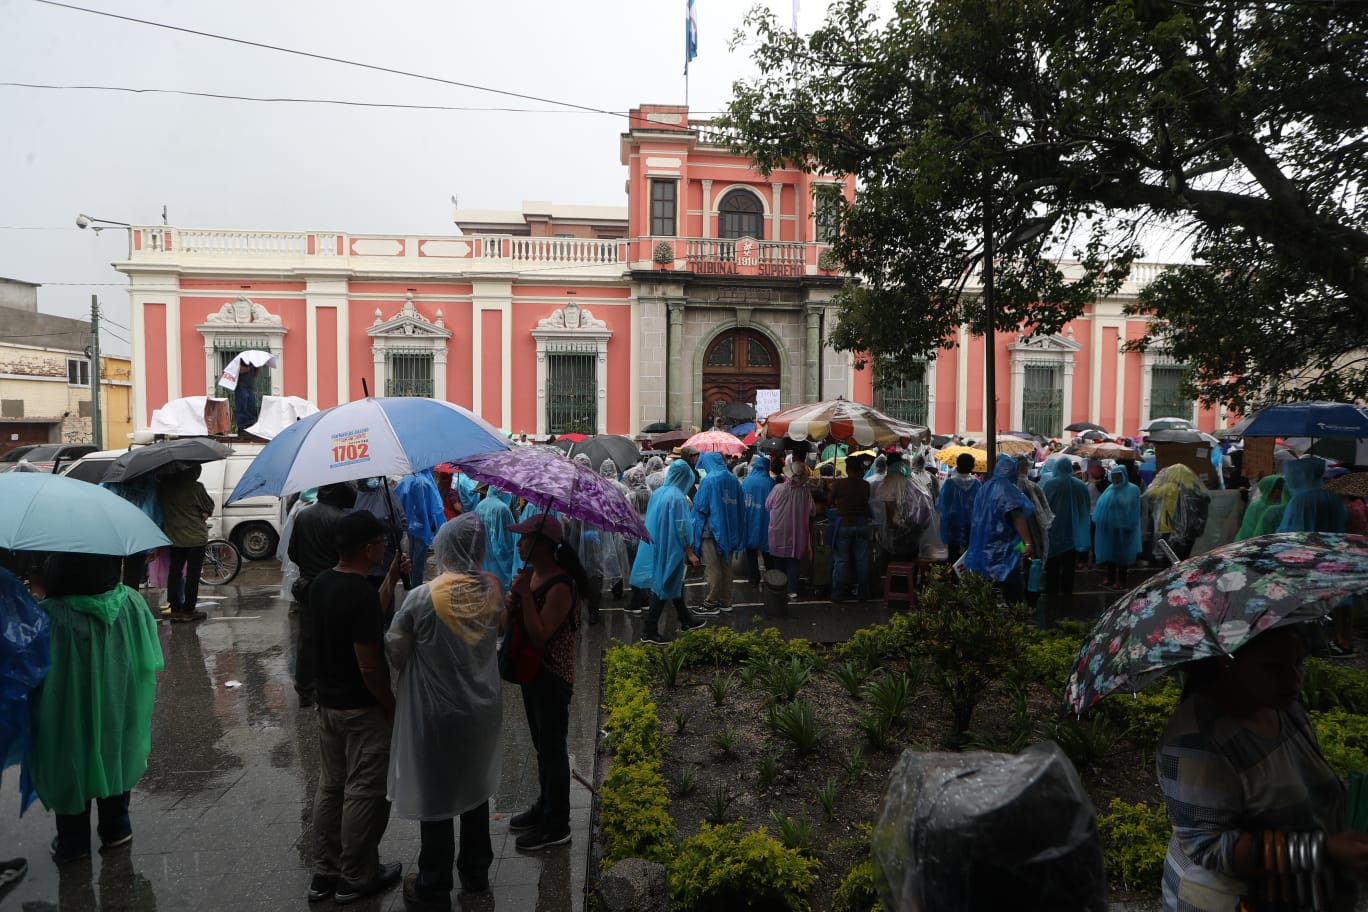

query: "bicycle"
xmin=200 ymin=538 xmax=242 ymax=586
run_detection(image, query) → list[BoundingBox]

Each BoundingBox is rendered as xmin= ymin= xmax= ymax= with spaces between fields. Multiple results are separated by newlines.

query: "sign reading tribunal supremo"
xmin=685 ymin=237 xmax=806 ymax=278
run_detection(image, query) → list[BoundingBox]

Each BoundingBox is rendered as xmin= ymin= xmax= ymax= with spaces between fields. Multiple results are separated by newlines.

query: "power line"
xmin=100 ymin=313 xmax=128 ymax=330
xmin=0 ymin=82 xmax=621 ymax=114
xmin=27 ymin=0 xmax=646 ymax=124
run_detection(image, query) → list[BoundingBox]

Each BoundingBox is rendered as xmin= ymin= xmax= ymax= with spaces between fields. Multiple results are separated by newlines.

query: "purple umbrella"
xmin=451 ymin=446 xmax=650 ymax=542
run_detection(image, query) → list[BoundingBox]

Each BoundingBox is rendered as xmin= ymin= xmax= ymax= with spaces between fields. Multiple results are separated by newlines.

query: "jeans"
xmin=312 ymin=706 xmax=393 ymax=886
xmin=166 ymin=544 xmax=204 ymax=613
xmin=520 ymin=670 xmax=572 ymax=834
xmin=745 ymin=549 xmax=772 ymax=585
xmin=416 ymin=802 xmax=493 ymax=893
xmin=407 ymin=535 xmax=429 ymax=589
xmin=831 ymin=522 xmax=871 ymax=601
xmin=644 ymin=593 xmax=696 ymax=637
xmin=701 ymin=539 xmax=733 ymax=607
xmin=54 ymin=792 xmax=130 ymax=858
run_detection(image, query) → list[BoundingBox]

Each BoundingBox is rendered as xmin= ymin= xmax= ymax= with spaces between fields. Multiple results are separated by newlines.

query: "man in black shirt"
xmin=306 ymin=511 xmax=408 ymax=906
xmin=288 ymin=482 xmax=356 ymax=706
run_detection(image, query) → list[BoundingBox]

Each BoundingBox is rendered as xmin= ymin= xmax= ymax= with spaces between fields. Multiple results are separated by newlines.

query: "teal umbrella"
xmin=0 ymin=473 xmax=170 ymax=555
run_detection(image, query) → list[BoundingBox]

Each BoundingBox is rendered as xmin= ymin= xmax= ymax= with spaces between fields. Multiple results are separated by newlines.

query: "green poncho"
xmin=30 ymin=584 xmax=163 ymax=814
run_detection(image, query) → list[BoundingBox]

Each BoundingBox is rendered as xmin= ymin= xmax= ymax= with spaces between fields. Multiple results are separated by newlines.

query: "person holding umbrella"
xmin=1157 ymin=625 xmax=1368 ymax=909
xmin=157 ymin=465 xmax=215 ymax=623
xmin=30 ymin=552 xmax=163 ymax=864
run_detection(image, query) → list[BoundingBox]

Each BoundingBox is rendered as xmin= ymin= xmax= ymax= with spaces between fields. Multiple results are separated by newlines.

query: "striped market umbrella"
xmin=683 ymin=429 xmax=748 ymax=455
xmin=762 ymin=397 xmax=930 ymax=448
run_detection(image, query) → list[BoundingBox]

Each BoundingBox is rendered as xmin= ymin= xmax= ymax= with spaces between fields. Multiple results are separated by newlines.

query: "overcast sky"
xmin=0 ymin=0 xmax=840 ymax=353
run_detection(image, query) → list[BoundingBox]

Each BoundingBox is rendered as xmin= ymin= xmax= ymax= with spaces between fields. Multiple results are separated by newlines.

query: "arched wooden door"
xmin=701 ymin=329 xmax=781 ymax=425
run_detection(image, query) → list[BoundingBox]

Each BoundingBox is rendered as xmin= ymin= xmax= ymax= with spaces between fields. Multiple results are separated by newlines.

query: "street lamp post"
xmin=76 ymin=214 xmax=133 ymax=449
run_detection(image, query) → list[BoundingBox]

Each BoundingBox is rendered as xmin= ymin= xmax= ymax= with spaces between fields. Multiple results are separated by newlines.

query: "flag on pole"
xmin=685 ymin=0 xmax=698 ymax=75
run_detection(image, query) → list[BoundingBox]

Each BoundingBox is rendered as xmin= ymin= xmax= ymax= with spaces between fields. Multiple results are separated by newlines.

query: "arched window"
xmin=717 ymin=189 xmax=764 ymax=240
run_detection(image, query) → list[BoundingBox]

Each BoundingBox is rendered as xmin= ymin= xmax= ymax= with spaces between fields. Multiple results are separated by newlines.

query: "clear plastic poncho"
xmin=1143 ymin=464 xmax=1211 ymax=550
xmin=1278 ymin=456 xmax=1348 ymax=534
xmin=386 ymin=513 xmax=503 ymax=821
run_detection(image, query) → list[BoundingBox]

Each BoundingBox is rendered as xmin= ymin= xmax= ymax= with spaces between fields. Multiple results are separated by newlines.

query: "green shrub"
xmin=709 ymin=671 xmax=737 ymax=706
xmin=713 ymin=722 xmax=741 ymax=757
xmin=765 ymin=655 xmax=814 ymax=703
xmin=832 ymin=859 xmax=882 ymax=912
xmin=769 ymin=698 xmax=826 ymax=754
xmin=1312 ymin=708 xmax=1368 ymax=775
xmin=1019 ymin=634 xmax=1084 ymax=695
xmin=864 ymin=670 xmax=914 ymax=723
xmin=1097 ymin=798 xmax=1169 ymax=894
xmin=833 ymin=613 xmax=916 ymax=669
xmin=673 ymin=764 xmax=698 ymax=797
xmin=653 ymin=645 xmax=689 ymax=687
xmin=830 ymin=661 xmax=869 ymax=699
xmin=816 ymin=776 xmax=842 ymax=820
xmin=769 ymin=809 xmax=817 ymax=855
xmin=599 ymin=762 xmax=676 ymax=865
xmin=669 ymin=821 xmax=819 ymax=912
xmin=1045 ymin=715 xmax=1126 ymax=772
xmin=1302 ymin=659 xmax=1368 ymax=713
xmin=757 ymin=753 xmax=780 ymax=790
xmin=602 ymin=641 xmax=656 ymax=697
xmin=603 ymin=684 xmax=665 ymax=765
xmin=704 ymin=785 xmax=738 ymax=824
xmin=1098 ymin=679 xmax=1181 ymax=748
xmin=910 ymin=570 xmax=1028 ymax=739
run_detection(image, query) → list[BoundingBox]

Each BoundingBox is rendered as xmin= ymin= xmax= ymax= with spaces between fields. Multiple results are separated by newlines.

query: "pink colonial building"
xmin=116 ymin=102 xmax=1220 ymax=440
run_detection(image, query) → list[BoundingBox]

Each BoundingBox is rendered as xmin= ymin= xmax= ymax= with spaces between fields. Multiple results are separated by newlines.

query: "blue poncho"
xmin=963 ymin=454 xmax=1033 ymax=582
xmin=474 ymin=494 xmax=519 ymax=590
xmin=692 ymin=452 xmax=745 ymax=555
xmin=456 ymin=473 xmax=480 ymax=515
xmin=740 ymin=455 xmax=775 ymax=551
xmin=1278 ymin=456 xmax=1347 ymax=533
xmin=1041 ymin=456 xmax=1092 ymax=555
xmin=936 ymin=472 xmax=980 ymax=549
xmin=396 ymin=471 xmax=446 ymax=547
xmin=1093 ymin=465 xmax=1142 ymax=566
xmin=630 ymin=460 xmax=695 ymax=600
xmin=0 ymin=567 xmax=49 ymax=813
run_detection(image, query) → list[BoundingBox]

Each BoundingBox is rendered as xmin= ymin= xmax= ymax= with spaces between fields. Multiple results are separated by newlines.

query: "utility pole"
xmin=90 ymin=295 xmax=103 ymax=449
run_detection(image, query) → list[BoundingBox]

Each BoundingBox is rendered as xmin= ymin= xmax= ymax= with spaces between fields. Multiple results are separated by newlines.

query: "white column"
xmin=1139 ymin=349 xmax=1156 ymax=426
xmin=925 ymin=357 xmax=938 ymax=428
xmin=372 ymin=344 xmax=385 ymax=398
xmin=268 ymin=336 xmax=284 ymax=396
xmin=1010 ymin=356 xmax=1026 ymax=432
xmin=1062 ymin=357 xmax=1076 ymax=435
xmin=535 ymin=342 xmax=548 ymax=437
xmin=434 ymin=345 xmax=448 ymax=402
xmin=203 ymin=339 xmax=215 ymax=398
xmin=597 ymin=346 xmax=609 ymax=435
xmin=701 ymin=179 xmax=713 ymax=239
xmin=770 ymin=182 xmax=782 ymax=240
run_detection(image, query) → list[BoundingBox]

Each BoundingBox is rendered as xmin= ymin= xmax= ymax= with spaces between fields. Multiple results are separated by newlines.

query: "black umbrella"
xmin=931 ymin=434 xmax=952 ymax=448
xmin=649 ymin=431 xmax=691 ymax=451
xmin=1075 ymin=429 xmax=1110 ymax=442
xmin=568 ymin=435 xmax=643 ymax=473
xmin=721 ymin=401 xmax=756 ymax=422
xmin=1065 ymin=421 xmax=1108 ymax=433
xmin=101 ymin=437 xmax=233 ymax=483
xmin=642 ymin=422 xmax=677 ymax=434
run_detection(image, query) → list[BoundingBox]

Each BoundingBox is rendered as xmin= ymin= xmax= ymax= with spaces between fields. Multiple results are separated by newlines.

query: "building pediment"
xmin=1009 ymin=332 xmax=1081 ymax=354
xmin=367 ymin=293 xmax=452 ymax=340
xmin=534 ymin=302 xmax=607 ymax=332
xmin=198 ymin=295 xmax=286 ymax=333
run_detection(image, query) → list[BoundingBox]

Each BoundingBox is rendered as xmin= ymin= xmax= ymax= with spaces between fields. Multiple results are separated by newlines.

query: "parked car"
xmin=0 ymin=443 xmax=98 ymax=473
xmin=61 ymin=442 xmax=281 ymax=560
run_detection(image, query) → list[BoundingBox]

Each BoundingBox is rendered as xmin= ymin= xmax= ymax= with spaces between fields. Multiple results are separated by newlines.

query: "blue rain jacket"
xmin=475 ymin=495 xmax=519 ymax=590
xmin=0 ymin=567 xmax=49 ymax=813
xmin=963 ymin=454 xmax=1034 ymax=582
xmin=630 ymin=460 xmax=695 ymax=600
xmin=1277 ymin=456 xmax=1347 ymax=533
xmin=741 ymin=455 xmax=775 ymax=551
xmin=456 ymin=473 xmax=480 ymax=515
xmin=692 ymin=452 xmax=745 ymax=555
xmin=1093 ymin=465 xmax=1142 ymax=566
xmin=936 ymin=472 xmax=980 ymax=550
xmin=395 ymin=471 xmax=446 ymax=547
xmin=1041 ymin=456 xmax=1092 ymax=555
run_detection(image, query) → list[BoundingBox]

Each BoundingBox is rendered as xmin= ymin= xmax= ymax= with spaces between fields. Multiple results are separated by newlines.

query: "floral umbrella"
xmin=450 ymin=445 xmax=649 ymax=541
xmin=1066 ymin=532 xmax=1368 ymax=714
xmin=684 ymin=429 xmax=748 ymax=456
xmin=762 ymin=396 xmax=930 ymax=448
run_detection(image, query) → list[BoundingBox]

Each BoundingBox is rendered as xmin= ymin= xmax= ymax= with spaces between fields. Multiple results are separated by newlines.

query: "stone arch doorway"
xmin=701 ymin=328 xmax=781 ymax=427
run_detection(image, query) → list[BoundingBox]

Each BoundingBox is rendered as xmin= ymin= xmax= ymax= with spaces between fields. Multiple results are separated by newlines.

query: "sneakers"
xmin=0 ymin=858 xmax=27 ymax=888
xmin=306 ymin=873 xmax=338 ymax=903
xmin=100 ymin=831 xmax=133 ymax=851
xmin=515 ymin=827 xmax=571 ymax=851
xmin=508 ymin=806 xmax=541 ymax=832
xmin=168 ymin=610 xmax=208 ymax=623
xmin=693 ymin=604 xmax=722 ymax=617
xmin=334 ymin=861 xmax=402 ymax=905
xmin=680 ymin=618 xmax=708 ymax=632
xmin=49 ymin=837 xmax=90 ymax=866
xmin=1330 ymin=642 xmax=1357 ymax=659
xmin=623 ymin=605 xmax=644 ymax=616
xmin=715 ymin=603 xmax=735 ymax=614
xmin=639 ymin=632 xmax=669 ymax=646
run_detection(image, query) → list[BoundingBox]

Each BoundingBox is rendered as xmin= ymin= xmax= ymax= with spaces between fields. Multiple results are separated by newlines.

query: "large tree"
xmin=720 ymin=0 xmax=1368 ymax=410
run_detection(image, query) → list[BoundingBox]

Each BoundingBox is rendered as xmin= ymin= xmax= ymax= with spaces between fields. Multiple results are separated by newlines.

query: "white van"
xmin=62 ymin=442 xmax=282 ymax=560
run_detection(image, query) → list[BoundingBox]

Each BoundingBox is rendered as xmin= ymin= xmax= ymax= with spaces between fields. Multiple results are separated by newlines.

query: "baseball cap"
xmin=508 ymin=513 xmax=564 ymax=544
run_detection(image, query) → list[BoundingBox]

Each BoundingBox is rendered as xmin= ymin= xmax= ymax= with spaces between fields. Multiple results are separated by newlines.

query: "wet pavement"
xmin=0 ymin=558 xmax=1133 ymax=912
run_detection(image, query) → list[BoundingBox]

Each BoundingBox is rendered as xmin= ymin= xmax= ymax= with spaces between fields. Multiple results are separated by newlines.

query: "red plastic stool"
xmin=882 ymin=558 xmax=938 ymax=609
